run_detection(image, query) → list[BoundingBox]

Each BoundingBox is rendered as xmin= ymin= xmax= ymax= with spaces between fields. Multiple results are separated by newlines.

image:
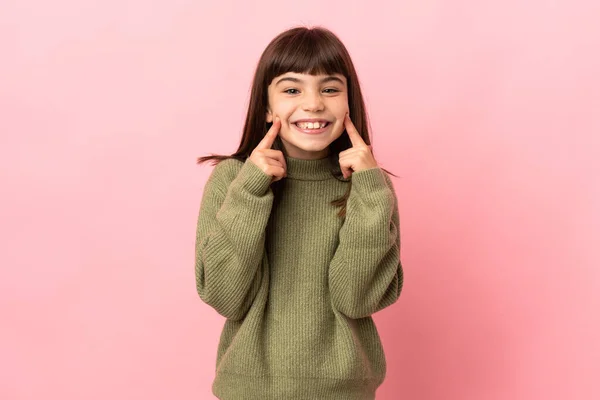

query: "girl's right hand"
xmin=249 ymin=117 xmax=287 ymax=182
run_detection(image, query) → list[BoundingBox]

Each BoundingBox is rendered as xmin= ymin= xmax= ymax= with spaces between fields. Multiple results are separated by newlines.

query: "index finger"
xmin=344 ymin=113 xmax=366 ymax=148
xmin=256 ymin=117 xmax=281 ymax=150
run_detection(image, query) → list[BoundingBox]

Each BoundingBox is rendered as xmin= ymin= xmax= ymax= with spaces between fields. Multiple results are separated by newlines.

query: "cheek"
xmin=271 ymin=110 xmax=294 ymax=126
xmin=330 ymin=100 xmax=349 ymax=118
xmin=270 ymin=98 xmax=292 ymax=114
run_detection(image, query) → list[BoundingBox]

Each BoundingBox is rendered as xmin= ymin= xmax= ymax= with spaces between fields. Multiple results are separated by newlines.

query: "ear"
xmin=265 ymin=109 xmax=273 ymax=123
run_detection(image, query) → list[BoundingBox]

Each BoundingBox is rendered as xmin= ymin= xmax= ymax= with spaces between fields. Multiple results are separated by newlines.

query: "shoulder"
xmin=353 ymin=166 xmax=396 ymax=193
xmin=371 ymin=166 xmax=397 ymax=192
xmin=205 ymin=157 xmax=246 ymax=192
xmin=382 ymin=169 xmax=395 ymax=191
xmin=377 ymin=168 xmax=399 ymax=204
xmin=211 ymin=157 xmax=245 ymax=177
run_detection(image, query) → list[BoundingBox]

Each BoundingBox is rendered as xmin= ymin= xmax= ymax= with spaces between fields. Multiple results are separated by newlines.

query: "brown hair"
xmin=196 ymin=25 xmax=398 ymax=218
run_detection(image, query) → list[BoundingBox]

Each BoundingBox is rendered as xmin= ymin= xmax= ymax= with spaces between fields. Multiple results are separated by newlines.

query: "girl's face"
xmin=266 ymin=72 xmax=349 ymax=160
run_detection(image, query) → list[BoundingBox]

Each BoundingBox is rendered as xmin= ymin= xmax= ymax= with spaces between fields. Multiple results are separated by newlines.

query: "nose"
xmin=302 ymin=90 xmax=325 ymax=112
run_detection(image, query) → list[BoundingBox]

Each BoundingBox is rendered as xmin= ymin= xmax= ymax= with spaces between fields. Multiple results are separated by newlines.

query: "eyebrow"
xmin=275 ymin=75 xmax=345 ymax=86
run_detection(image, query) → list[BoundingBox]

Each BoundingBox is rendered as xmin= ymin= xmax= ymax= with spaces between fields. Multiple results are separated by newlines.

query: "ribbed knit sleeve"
xmin=195 ymin=158 xmax=274 ymax=320
xmin=328 ymin=167 xmax=404 ymax=319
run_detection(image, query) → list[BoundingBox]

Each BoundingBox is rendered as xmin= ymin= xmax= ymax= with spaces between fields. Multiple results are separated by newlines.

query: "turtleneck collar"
xmin=284 ymin=155 xmax=336 ymax=181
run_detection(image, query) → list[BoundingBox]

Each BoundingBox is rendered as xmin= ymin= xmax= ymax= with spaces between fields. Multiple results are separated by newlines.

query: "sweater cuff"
xmin=234 ymin=158 xmax=273 ymax=196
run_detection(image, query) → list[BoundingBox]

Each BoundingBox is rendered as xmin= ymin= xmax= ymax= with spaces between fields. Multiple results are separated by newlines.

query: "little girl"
xmin=195 ymin=25 xmax=404 ymax=400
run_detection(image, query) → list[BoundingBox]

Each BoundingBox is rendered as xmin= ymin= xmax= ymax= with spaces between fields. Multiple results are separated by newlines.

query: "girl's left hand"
xmin=339 ymin=113 xmax=378 ymax=179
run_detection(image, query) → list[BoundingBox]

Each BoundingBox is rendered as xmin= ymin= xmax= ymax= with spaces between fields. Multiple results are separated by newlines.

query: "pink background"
xmin=1 ymin=1 xmax=598 ymax=399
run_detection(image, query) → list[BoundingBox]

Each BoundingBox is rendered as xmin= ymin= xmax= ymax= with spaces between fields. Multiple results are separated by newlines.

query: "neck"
xmin=284 ymin=155 xmax=335 ymax=181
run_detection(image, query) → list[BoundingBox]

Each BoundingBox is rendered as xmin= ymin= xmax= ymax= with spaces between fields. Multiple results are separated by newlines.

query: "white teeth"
xmin=296 ymin=122 xmax=327 ymax=129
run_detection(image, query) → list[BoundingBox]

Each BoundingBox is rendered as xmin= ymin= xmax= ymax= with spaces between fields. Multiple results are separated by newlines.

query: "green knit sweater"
xmin=195 ymin=155 xmax=403 ymax=400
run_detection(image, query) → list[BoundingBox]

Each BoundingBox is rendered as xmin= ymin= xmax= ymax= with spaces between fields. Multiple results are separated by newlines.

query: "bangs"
xmin=264 ymin=29 xmax=349 ymax=84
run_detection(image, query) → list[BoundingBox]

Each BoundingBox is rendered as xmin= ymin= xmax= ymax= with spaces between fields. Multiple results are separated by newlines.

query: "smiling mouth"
xmin=293 ymin=121 xmax=331 ymax=129
xmin=292 ymin=121 xmax=331 ymax=135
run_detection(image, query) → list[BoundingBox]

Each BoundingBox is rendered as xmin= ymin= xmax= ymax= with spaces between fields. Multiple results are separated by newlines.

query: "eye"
xmin=284 ymin=88 xmax=299 ymax=94
xmin=323 ymin=88 xmax=340 ymax=93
